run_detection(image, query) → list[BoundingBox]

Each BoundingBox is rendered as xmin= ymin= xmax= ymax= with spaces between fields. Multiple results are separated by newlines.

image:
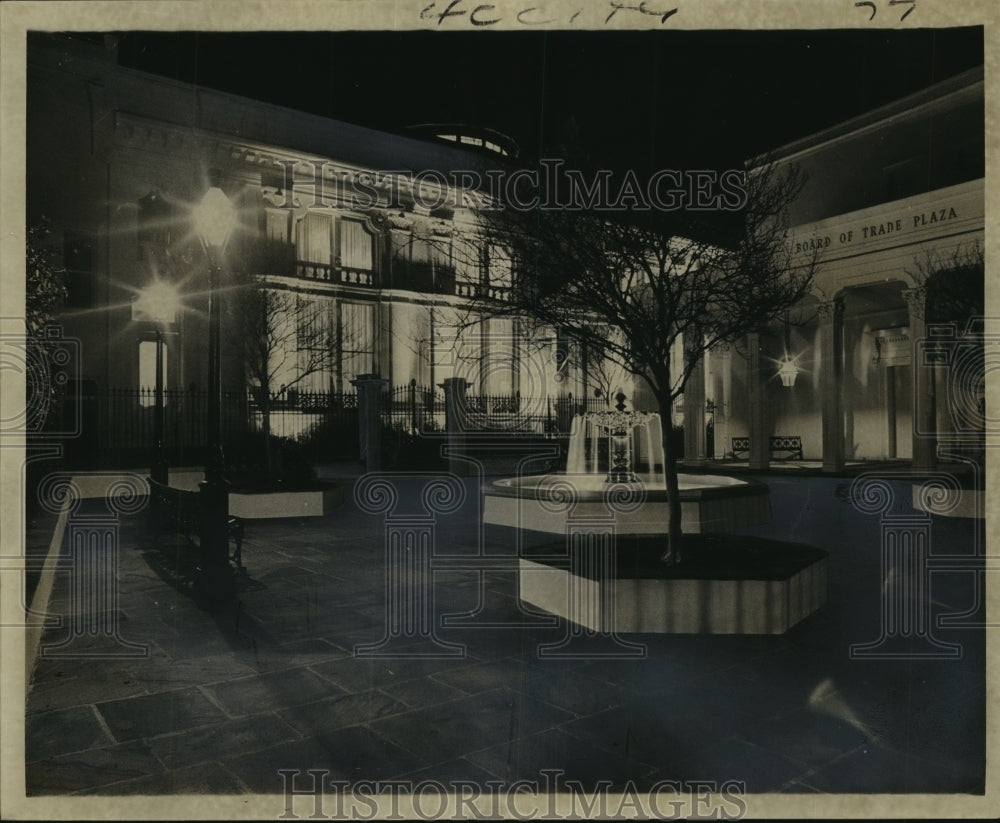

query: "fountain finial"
xmin=614 ymin=391 xmax=627 ymax=412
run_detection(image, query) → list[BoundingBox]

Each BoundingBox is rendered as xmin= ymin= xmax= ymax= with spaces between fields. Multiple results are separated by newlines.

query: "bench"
xmin=147 ymin=477 xmax=246 ymax=573
xmin=731 ymin=436 xmax=804 ymax=461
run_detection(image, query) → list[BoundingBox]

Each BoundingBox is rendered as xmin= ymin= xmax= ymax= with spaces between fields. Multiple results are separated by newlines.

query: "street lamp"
xmin=135 ymin=280 xmax=181 ymax=484
xmin=194 ymin=177 xmax=237 ymax=607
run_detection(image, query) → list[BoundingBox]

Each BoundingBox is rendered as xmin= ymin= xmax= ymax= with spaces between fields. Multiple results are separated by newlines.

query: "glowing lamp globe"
xmin=194 ymin=186 xmax=236 ymax=249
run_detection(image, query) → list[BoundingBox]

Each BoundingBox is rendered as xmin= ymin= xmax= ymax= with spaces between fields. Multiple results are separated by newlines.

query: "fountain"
xmin=484 ymin=401 xmax=771 ymax=535
xmin=481 ymin=399 xmax=828 ymax=634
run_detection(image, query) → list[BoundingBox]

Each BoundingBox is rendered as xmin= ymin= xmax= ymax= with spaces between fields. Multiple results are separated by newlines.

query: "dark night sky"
xmin=110 ymin=28 xmax=984 ymax=171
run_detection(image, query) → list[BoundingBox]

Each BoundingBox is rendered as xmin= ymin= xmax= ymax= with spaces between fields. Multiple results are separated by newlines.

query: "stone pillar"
xmin=440 ymin=377 xmax=469 ymax=476
xmin=683 ymin=353 xmax=707 ymax=465
xmin=351 ymin=374 xmax=388 ymax=474
xmin=746 ymin=332 xmax=770 ymax=471
xmin=904 ymin=287 xmax=936 ymax=471
xmin=717 ymin=343 xmax=732 ymax=459
xmin=883 ymin=365 xmax=897 ymax=459
xmin=818 ymin=299 xmax=845 ymax=473
xmin=377 ymin=301 xmax=393 ymax=385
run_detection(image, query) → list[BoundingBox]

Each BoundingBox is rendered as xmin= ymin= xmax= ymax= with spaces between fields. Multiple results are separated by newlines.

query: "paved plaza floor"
xmin=23 ymin=467 xmax=986 ymax=800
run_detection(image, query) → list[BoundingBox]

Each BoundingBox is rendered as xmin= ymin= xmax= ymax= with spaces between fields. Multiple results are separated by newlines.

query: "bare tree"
xmin=467 ymin=161 xmax=818 ymax=564
xmin=906 ymin=240 xmax=984 ymax=325
xmin=228 ymin=275 xmax=338 ymax=481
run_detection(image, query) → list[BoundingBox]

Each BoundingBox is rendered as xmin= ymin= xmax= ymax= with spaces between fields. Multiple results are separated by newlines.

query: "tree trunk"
xmin=658 ymin=395 xmax=684 ymax=565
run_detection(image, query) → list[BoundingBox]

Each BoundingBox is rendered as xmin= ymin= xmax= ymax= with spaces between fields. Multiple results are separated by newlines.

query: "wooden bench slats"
xmin=147 ymin=478 xmax=246 ymax=573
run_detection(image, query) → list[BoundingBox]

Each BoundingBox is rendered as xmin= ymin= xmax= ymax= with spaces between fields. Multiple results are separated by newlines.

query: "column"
xmin=350 ymin=374 xmax=388 ymax=473
xmin=746 ymin=332 xmax=770 ymax=471
xmin=377 ymin=301 xmax=393 ymax=385
xmin=683 ymin=353 xmax=707 ymax=465
xmin=904 ymin=287 xmax=936 ymax=471
xmin=818 ymin=299 xmax=845 ymax=473
xmin=717 ymin=343 xmax=732 ymax=460
xmin=884 ymin=365 xmax=897 ymax=459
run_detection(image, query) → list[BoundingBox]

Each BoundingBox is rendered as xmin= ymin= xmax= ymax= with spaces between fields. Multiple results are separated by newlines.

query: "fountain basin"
xmin=483 ymin=473 xmax=770 ymax=534
xmin=520 ymin=535 xmax=828 ymax=634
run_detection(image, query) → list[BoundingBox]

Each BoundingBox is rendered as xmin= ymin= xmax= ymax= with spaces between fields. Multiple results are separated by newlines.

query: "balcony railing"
xmin=242 ymin=239 xmax=507 ymax=299
xmin=296 ymin=261 xmax=379 ymax=287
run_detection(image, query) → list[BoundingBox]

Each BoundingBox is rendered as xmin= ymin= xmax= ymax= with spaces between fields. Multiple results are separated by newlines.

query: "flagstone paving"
xmin=23 ymin=469 xmax=985 ymax=799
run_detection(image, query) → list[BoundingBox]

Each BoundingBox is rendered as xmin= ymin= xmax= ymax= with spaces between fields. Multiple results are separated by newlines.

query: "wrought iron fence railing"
xmin=53 ymin=383 xmax=611 ymax=467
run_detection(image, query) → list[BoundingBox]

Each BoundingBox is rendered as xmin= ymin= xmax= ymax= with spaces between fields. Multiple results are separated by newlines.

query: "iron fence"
xmin=257 ymin=388 xmax=359 ymax=448
xmin=57 ymin=383 xmax=613 ymax=468
xmin=61 ymin=386 xmax=360 ymax=467
xmin=382 ymin=381 xmax=446 ymax=434
xmin=460 ymin=391 xmax=611 ymax=435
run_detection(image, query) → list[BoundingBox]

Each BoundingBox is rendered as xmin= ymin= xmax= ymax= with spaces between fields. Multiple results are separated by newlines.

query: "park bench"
xmin=731 ymin=435 xmax=804 ymax=461
xmin=146 ymin=477 xmax=246 ymax=573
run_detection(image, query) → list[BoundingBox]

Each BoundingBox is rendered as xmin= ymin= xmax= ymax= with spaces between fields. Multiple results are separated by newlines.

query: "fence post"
xmin=440 ymin=377 xmax=469 ymax=477
xmin=351 ymin=374 xmax=388 ymax=473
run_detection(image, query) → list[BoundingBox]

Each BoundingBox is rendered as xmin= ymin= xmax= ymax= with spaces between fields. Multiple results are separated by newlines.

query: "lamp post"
xmin=153 ymin=326 xmax=166 ymax=482
xmin=193 ymin=178 xmax=237 ymax=607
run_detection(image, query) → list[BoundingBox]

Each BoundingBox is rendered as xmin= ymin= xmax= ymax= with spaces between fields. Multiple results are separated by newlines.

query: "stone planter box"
xmin=484 ymin=473 xmax=771 ymax=534
xmin=519 ymin=536 xmax=828 ymax=635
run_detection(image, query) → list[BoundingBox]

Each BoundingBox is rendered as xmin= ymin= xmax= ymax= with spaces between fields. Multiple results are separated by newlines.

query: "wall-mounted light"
xmin=777 ymin=356 xmax=799 ymax=388
xmin=777 ymin=312 xmax=799 ymax=388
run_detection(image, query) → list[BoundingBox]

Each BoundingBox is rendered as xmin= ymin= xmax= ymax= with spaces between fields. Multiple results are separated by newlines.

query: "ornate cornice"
xmin=816 ymin=299 xmax=845 ymax=323
xmin=427 ymin=219 xmax=454 ymax=238
xmin=902 ymin=287 xmax=927 ymax=321
xmin=387 ymin=211 xmax=414 ymax=232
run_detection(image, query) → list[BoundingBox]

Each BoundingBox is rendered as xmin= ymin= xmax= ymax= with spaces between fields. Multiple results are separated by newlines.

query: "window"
xmin=296 ymin=297 xmax=335 ymax=392
xmin=339 ymin=219 xmax=373 ymax=270
xmin=483 ymin=317 xmax=516 ymax=395
xmin=340 ymin=301 xmax=375 ymax=383
xmin=295 ymin=212 xmax=332 ymax=265
xmin=137 ymin=190 xmax=172 ymax=260
xmin=453 ymin=237 xmax=481 ymax=284
xmin=63 ymin=232 xmax=94 ymax=309
xmin=487 ymin=244 xmax=512 ymax=289
xmin=138 ymin=339 xmax=167 ymax=406
xmin=265 ymin=208 xmax=290 ymax=244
